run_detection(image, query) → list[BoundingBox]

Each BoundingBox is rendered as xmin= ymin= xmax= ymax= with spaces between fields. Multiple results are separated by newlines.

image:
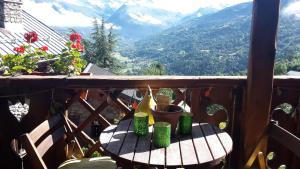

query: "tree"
xmin=143 ymin=62 xmax=166 ymax=75
xmin=83 ymin=18 xmax=121 ymax=73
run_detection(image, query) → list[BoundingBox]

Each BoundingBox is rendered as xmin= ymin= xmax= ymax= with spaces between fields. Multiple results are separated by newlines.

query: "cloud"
xmin=125 ymin=0 xmax=253 ymax=14
xmin=87 ymin=0 xmax=105 ymax=9
xmin=283 ymin=1 xmax=300 ymax=18
xmin=23 ymin=0 xmax=253 ymax=27
xmin=23 ymin=0 xmax=95 ymax=27
xmin=128 ymin=13 xmax=162 ymax=25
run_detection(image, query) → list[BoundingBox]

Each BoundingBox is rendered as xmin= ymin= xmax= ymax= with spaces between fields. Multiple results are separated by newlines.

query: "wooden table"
xmin=99 ymin=119 xmax=233 ymax=168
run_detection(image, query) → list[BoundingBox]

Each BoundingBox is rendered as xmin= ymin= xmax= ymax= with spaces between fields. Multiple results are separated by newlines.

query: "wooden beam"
xmin=1 ymin=76 xmax=300 ymax=92
xmin=242 ymin=0 xmax=280 ymax=164
xmin=0 ymin=98 xmax=22 ymax=169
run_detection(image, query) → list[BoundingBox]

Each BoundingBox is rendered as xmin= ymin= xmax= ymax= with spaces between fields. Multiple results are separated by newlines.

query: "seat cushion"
xmin=58 ymin=157 xmax=116 ymax=169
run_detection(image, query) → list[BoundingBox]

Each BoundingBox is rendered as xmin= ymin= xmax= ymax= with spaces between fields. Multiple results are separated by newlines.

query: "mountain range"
xmin=27 ymin=0 xmax=220 ymax=40
xmin=124 ymin=0 xmax=300 ymax=75
xmin=27 ymin=0 xmax=300 ymax=75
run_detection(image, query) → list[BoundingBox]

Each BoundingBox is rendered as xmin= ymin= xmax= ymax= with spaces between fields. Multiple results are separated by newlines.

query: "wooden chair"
xmin=245 ymin=120 xmax=300 ymax=169
xmin=19 ymin=113 xmax=116 ymax=169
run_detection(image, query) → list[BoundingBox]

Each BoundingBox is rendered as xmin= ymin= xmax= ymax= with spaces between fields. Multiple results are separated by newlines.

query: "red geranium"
xmin=24 ymin=31 xmax=38 ymax=43
xmin=40 ymin=46 xmax=48 ymax=51
xmin=70 ymin=33 xmax=81 ymax=42
xmin=13 ymin=46 xmax=25 ymax=54
xmin=71 ymin=41 xmax=84 ymax=52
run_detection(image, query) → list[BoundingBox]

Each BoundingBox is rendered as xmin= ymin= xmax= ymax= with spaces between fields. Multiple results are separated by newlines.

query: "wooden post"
xmin=0 ymin=98 xmax=22 ymax=169
xmin=242 ymin=0 xmax=280 ymax=164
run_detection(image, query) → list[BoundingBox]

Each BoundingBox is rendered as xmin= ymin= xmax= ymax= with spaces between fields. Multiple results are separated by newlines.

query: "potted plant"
xmin=152 ymin=95 xmax=183 ymax=135
xmin=0 ymin=31 xmax=86 ymax=76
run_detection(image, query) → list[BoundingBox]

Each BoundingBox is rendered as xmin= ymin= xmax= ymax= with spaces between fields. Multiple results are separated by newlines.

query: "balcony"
xmin=0 ymin=75 xmax=299 ymax=169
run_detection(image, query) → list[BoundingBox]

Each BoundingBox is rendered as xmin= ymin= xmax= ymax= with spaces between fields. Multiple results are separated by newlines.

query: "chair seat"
xmin=58 ymin=157 xmax=116 ymax=169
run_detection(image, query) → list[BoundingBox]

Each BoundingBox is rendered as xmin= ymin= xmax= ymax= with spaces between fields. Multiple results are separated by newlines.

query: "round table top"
xmin=99 ymin=119 xmax=232 ymax=168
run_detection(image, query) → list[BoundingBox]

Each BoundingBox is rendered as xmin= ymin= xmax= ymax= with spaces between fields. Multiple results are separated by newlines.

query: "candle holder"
xmin=153 ymin=122 xmax=171 ymax=148
xmin=134 ymin=112 xmax=149 ymax=136
xmin=179 ymin=112 xmax=193 ymax=135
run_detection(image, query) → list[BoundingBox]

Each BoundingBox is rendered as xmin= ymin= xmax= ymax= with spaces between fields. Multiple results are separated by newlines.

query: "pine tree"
xmin=83 ymin=18 xmax=121 ymax=73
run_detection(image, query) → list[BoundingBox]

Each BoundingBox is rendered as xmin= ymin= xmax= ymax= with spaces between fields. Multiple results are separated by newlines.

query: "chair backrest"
xmin=20 ymin=113 xmax=67 ymax=169
xmin=245 ymin=120 xmax=300 ymax=169
xmin=268 ymin=121 xmax=300 ymax=158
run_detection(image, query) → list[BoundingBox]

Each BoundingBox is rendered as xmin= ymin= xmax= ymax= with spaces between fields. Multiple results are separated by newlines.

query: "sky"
xmin=22 ymin=0 xmax=300 ymax=27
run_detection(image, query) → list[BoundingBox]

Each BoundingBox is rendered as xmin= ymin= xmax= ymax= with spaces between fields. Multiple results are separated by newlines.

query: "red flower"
xmin=13 ymin=46 xmax=25 ymax=54
xmin=24 ymin=31 xmax=38 ymax=43
xmin=71 ymin=41 xmax=84 ymax=52
xmin=40 ymin=46 xmax=48 ymax=51
xmin=70 ymin=33 xmax=82 ymax=42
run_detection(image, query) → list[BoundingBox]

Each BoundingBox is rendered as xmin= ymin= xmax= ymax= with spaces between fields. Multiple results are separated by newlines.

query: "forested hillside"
xmin=127 ymin=1 xmax=300 ymax=75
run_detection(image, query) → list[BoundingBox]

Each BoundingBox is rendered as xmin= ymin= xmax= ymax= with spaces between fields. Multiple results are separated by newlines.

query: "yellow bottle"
xmin=135 ymin=85 xmax=156 ymax=125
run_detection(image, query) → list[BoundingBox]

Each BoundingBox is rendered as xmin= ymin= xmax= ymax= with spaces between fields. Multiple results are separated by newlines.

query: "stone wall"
xmin=0 ymin=0 xmax=23 ymax=27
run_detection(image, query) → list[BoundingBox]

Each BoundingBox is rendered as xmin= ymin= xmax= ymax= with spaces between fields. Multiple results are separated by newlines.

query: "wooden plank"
xmin=179 ymin=132 xmax=198 ymax=166
xmin=68 ymin=119 xmax=99 ymax=147
xmin=191 ymin=88 xmax=201 ymax=121
xmin=36 ymin=126 xmax=65 ymax=157
xmin=212 ymin=125 xmax=233 ymax=154
xmin=192 ymin=123 xmax=213 ymax=164
xmin=30 ymin=114 xmax=61 ymax=143
xmin=134 ymin=126 xmax=153 ymax=164
xmin=78 ymin=98 xmax=111 ymax=130
xmin=200 ymin=123 xmax=226 ymax=160
xmin=257 ymin=152 xmax=267 ymax=169
xmin=269 ymin=123 xmax=300 ymax=158
xmin=166 ymin=137 xmax=181 ymax=166
xmin=0 ymin=75 xmax=247 ymax=90
xmin=119 ymin=121 xmax=138 ymax=161
xmin=106 ymin=120 xmax=131 ymax=155
xmin=20 ymin=133 xmax=48 ymax=169
xmin=243 ymin=0 xmax=280 ymax=160
xmin=150 ymin=127 xmax=165 ymax=167
xmin=99 ymin=125 xmax=117 ymax=148
xmin=3 ymin=76 xmax=300 ymax=91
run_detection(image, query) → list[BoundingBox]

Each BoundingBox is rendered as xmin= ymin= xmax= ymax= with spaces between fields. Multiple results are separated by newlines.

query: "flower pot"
xmin=152 ymin=104 xmax=183 ymax=135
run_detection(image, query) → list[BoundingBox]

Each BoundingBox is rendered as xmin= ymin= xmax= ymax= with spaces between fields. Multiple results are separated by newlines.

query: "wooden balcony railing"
xmin=0 ymin=75 xmax=300 ymax=169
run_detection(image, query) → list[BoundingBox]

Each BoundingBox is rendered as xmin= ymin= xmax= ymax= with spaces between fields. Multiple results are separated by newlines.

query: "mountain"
xmin=107 ymin=3 xmax=183 ymax=40
xmin=28 ymin=0 xmax=186 ymax=40
xmin=127 ymin=0 xmax=300 ymax=75
xmin=178 ymin=7 xmax=219 ymax=24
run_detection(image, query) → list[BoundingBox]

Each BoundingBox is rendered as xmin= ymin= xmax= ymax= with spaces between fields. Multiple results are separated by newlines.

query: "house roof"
xmin=0 ymin=10 xmax=67 ymax=55
xmin=287 ymin=71 xmax=300 ymax=76
xmin=83 ymin=63 xmax=115 ymax=75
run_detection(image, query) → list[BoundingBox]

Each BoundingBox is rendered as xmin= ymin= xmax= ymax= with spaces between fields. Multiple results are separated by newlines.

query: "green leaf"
xmin=12 ymin=65 xmax=26 ymax=71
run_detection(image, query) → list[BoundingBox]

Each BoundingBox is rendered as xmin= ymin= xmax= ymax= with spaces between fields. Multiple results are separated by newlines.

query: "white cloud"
xmin=56 ymin=0 xmax=84 ymax=6
xmin=124 ymin=0 xmax=252 ymax=14
xmin=283 ymin=1 xmax=300 ymax=18
xmin=105 ymin=22 xmax=122 ymax=30
xmin=23 ymin=0 xmax=94 ymax=27
xmin=128 ymin=13 xmax=162 ymax=25
xmin=23 ymin=0 xmax=253 ymax=27
xmin=87 ymin=0 xmax=105 ymax=9
xmin=109 ymin=1 xmax=124 ymax=9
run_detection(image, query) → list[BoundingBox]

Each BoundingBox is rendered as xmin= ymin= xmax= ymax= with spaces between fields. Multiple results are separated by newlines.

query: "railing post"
xmin=241 ymin=0 xmax=280 ymax=167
